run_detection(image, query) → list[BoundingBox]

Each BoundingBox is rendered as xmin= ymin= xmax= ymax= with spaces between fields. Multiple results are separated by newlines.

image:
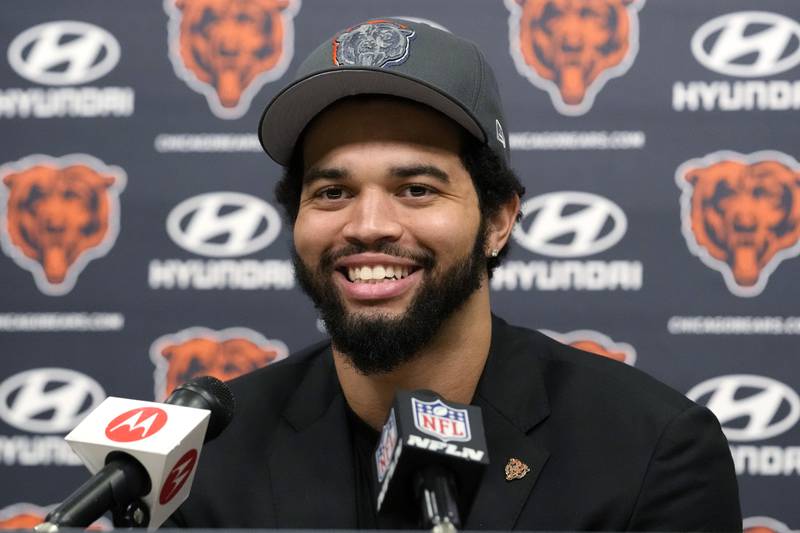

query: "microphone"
xmin=37 ymin=376 xmax=235 ymax=531
xmin=373 ymin=390 xmax=489 ymax=530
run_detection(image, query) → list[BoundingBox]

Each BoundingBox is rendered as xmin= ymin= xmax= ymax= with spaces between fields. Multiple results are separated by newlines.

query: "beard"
xmin=292 ymin=221 xmax=488 ymax=375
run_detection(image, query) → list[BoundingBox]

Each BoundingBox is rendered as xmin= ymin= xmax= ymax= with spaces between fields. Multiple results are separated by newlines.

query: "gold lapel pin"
xmin=504 ymin=457 xmax=530 ymax=481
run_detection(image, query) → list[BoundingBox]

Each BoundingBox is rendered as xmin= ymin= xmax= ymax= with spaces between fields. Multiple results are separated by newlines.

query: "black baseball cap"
xmin=258 ymin=18 xmax=510 ymax=166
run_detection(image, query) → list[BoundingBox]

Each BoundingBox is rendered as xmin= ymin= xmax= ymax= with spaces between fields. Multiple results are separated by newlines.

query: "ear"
xmin=161 ymin=346 xmax=175 ymax=361
xmin=684 ymin=168 xmax=702 ymax=186
xmin=486 ymin=195 xmax=521 ymax=256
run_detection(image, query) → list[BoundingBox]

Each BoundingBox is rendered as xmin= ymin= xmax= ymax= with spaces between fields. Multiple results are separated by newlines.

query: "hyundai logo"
xmin=0 ymin=368 xmax=106 ymax=433
xmin=687 ymin=374 xmax=800 ymax=442
xmin=691 ymin=12 xmax=800 ymax=78
xmin=8 ymin=21 xmax=121 ymax=86
xmin=513 ymin=191 xmax=627 ymax=257
xmin=166 ymin=192 xmax=281 ymax=257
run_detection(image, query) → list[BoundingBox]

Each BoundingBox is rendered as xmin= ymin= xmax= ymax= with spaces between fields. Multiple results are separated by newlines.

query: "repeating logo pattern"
xmin=505 ymin=0 xmax=644 ymax=115
xmin=676 ymin=151 xmax=800 ymax=297
xmin=0 ymin=503 xmax=112 ymax=530
xmin=0 ymin=154 xmax=126 ymax=295
xmin=541 ymin=329 xmax=636 ymax=365
xmin=743 ymin=516 xmax=793 ymax=533
xmin=691 ymin=11 xmax=800 ymax=78
xmin=150 ymin=327 xmax=288 ymax=400
xmin=0 ymin=368 xmax=105 ymax=433
xmin=166 ymin=192 xmax=281 ymax=257
xmin=165 ymin=0 xmax=301 ymax=119
xmin=7 ymin=21 xmax=121 ymax=86
xmin=514 ymin=191 xmax=628 ymax=257
xmin=687 ymin=375 xmax=800 ymax=442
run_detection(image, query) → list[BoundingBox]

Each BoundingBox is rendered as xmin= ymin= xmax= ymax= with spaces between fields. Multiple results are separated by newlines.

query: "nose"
xmin=341 ymin=188 xmax=403 ymax=247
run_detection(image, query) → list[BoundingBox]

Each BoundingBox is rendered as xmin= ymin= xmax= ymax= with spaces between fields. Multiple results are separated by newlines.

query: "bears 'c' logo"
xmin=165 ymin=0 xmax=301 ymax=119
xmin=150 ymin=327 xmax=288 ymax=400
xmin=505 ymin=0 xmax=644 ymax=115
xmin=677 ymin=151 xmax=800 ymax=297
xmin=541 ymin=329 xmax=636 ymax=365
xmin=0 ymin=155 xmax=126 ymax=296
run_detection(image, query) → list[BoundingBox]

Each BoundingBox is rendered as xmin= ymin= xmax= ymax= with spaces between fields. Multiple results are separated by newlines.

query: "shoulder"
xmin=222 ymin=339 xmax=331 ymax=432
xmin=194 ymin=340 xmax=332 ymax=458
xmin=495 ymin=317 xmax=695 ymax=420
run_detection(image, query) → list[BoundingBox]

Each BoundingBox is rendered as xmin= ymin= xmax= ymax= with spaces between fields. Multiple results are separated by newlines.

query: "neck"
xmin=333 ymin=285 xmax=492 ymax=431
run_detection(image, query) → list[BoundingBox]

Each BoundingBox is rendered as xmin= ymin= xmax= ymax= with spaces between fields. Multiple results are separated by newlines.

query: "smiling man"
xmin=168 ymin=18 xmax=741 ymax=531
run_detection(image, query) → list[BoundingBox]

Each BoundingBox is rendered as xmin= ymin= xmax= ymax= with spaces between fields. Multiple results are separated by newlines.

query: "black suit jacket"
xmin=170 ymin=316 xmax=741 ymax=530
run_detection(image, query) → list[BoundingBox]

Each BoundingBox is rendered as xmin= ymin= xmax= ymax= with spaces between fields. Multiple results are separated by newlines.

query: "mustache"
xmin=319 ymin=242 xmax=436 ymax=272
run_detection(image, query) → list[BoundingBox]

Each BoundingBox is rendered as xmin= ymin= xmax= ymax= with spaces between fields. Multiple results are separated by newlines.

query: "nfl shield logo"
xmin=412 ymin=398 xmax=471 ymax=443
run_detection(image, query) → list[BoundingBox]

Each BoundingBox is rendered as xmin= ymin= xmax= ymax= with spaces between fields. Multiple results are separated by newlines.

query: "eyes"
xmin=311 ymin=183 xmax=437 ymax=204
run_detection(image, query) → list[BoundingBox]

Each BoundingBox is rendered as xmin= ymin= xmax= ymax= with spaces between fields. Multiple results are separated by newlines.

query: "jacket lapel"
xmin=466 ymin=316 xmax=551 ymax=530
xmin=267 ymin=349 xmax=358 ymax=528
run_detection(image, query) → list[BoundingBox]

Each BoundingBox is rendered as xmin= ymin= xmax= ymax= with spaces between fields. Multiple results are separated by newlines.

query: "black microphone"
xmin=38 ymin=376 xmax=235 ymax=531
xmin=373 ymin=390 xmax=489 ymax=530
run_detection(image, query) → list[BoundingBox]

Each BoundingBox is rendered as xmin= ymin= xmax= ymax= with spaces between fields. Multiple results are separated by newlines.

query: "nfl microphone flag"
xmin=375 ymin=390 xmax=489 ymax=526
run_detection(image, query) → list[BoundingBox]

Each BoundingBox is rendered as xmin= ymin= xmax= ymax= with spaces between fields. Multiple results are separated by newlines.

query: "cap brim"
xmin=259 ymin=68 xmax=486 ymax=166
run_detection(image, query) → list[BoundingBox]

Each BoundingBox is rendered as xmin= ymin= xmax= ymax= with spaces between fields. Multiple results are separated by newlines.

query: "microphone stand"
xmin=415 ymin=465 xmax=460 ymax=533
xmin=34 ymin=453 xmax=151 ymax=531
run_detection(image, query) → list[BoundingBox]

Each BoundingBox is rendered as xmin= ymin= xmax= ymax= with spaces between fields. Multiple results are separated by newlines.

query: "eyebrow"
xmin=302 ymin=167 xmax=347 ymax=185
xmin=302 ymin=164 xmax=451 ymax=186
xmin=390 ymin=164 xmax=450 ymax=183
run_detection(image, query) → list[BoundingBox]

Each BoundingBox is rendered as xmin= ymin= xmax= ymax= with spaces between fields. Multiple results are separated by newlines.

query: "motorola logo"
xmin=691 ymin=12 xmax=800 ymax=78
xmin=687 ymin=374 xmax=800 ymax=442
xmin=7 ymin=21 xmax=121 ymax=86
xmin=0 ymin=368 xmax=105 ymax=433
xmin=166 ymin=192 xmax=281 ymax=258
xmin=513 ymin=191 xmax=627 ymax=257
xmin=105 ymin=407 xmax=168 ymax=442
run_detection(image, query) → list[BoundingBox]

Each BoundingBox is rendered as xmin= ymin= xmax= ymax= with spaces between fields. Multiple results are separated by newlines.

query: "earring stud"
xmin=490 ymin=249 xmax=499 ymax=258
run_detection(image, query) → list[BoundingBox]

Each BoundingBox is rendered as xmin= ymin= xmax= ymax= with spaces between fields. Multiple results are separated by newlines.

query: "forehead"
xmin=300 ymin=97 xmax=464 ymax=170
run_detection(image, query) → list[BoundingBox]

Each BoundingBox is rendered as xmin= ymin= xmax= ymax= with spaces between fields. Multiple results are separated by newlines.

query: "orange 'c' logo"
xmin=506 ymin=0 xmax=644 ymax=115
xmin=165 ymin=0 xmax=301 ymax=119
xmin=677 ymin=151 xmax=800 ymax=297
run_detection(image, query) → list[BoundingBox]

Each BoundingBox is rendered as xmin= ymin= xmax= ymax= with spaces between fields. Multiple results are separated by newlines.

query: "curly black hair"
xmin=274 ymin=119 xmax=524 ymax=277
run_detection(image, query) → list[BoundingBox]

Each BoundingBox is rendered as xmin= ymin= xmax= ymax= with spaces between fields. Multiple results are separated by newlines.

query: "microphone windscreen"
xmin=166 ymin=376 xmax=235 ymax=442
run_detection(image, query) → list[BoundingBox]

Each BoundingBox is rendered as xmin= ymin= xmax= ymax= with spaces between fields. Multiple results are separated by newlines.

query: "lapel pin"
xmin=504 ymin=457 xmax=530 ymax=481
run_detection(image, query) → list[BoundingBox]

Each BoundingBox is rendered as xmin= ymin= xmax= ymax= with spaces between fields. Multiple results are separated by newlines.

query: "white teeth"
xmin=346 ymin=265 xmax=413 ymax=282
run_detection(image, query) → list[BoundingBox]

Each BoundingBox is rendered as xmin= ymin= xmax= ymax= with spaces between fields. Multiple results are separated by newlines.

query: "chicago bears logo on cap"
xmin=150 ymin=326 xmax=288 ymax=400
xmin=0 ymin=155 xmax=125 ymax=296
xmin=333 ymin=19 xmax=415 ymax=68
xmin=165 ymin=0 xmax=300 ymax=119
xmin=505 ymin=0 xmax=644 ymax=115
xmin=676 ymin=151 xmax=800 ymax=297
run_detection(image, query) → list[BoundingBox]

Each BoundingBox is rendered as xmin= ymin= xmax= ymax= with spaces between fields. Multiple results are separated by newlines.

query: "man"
xmin=169 ymin=18 xmax=741 ymax=530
